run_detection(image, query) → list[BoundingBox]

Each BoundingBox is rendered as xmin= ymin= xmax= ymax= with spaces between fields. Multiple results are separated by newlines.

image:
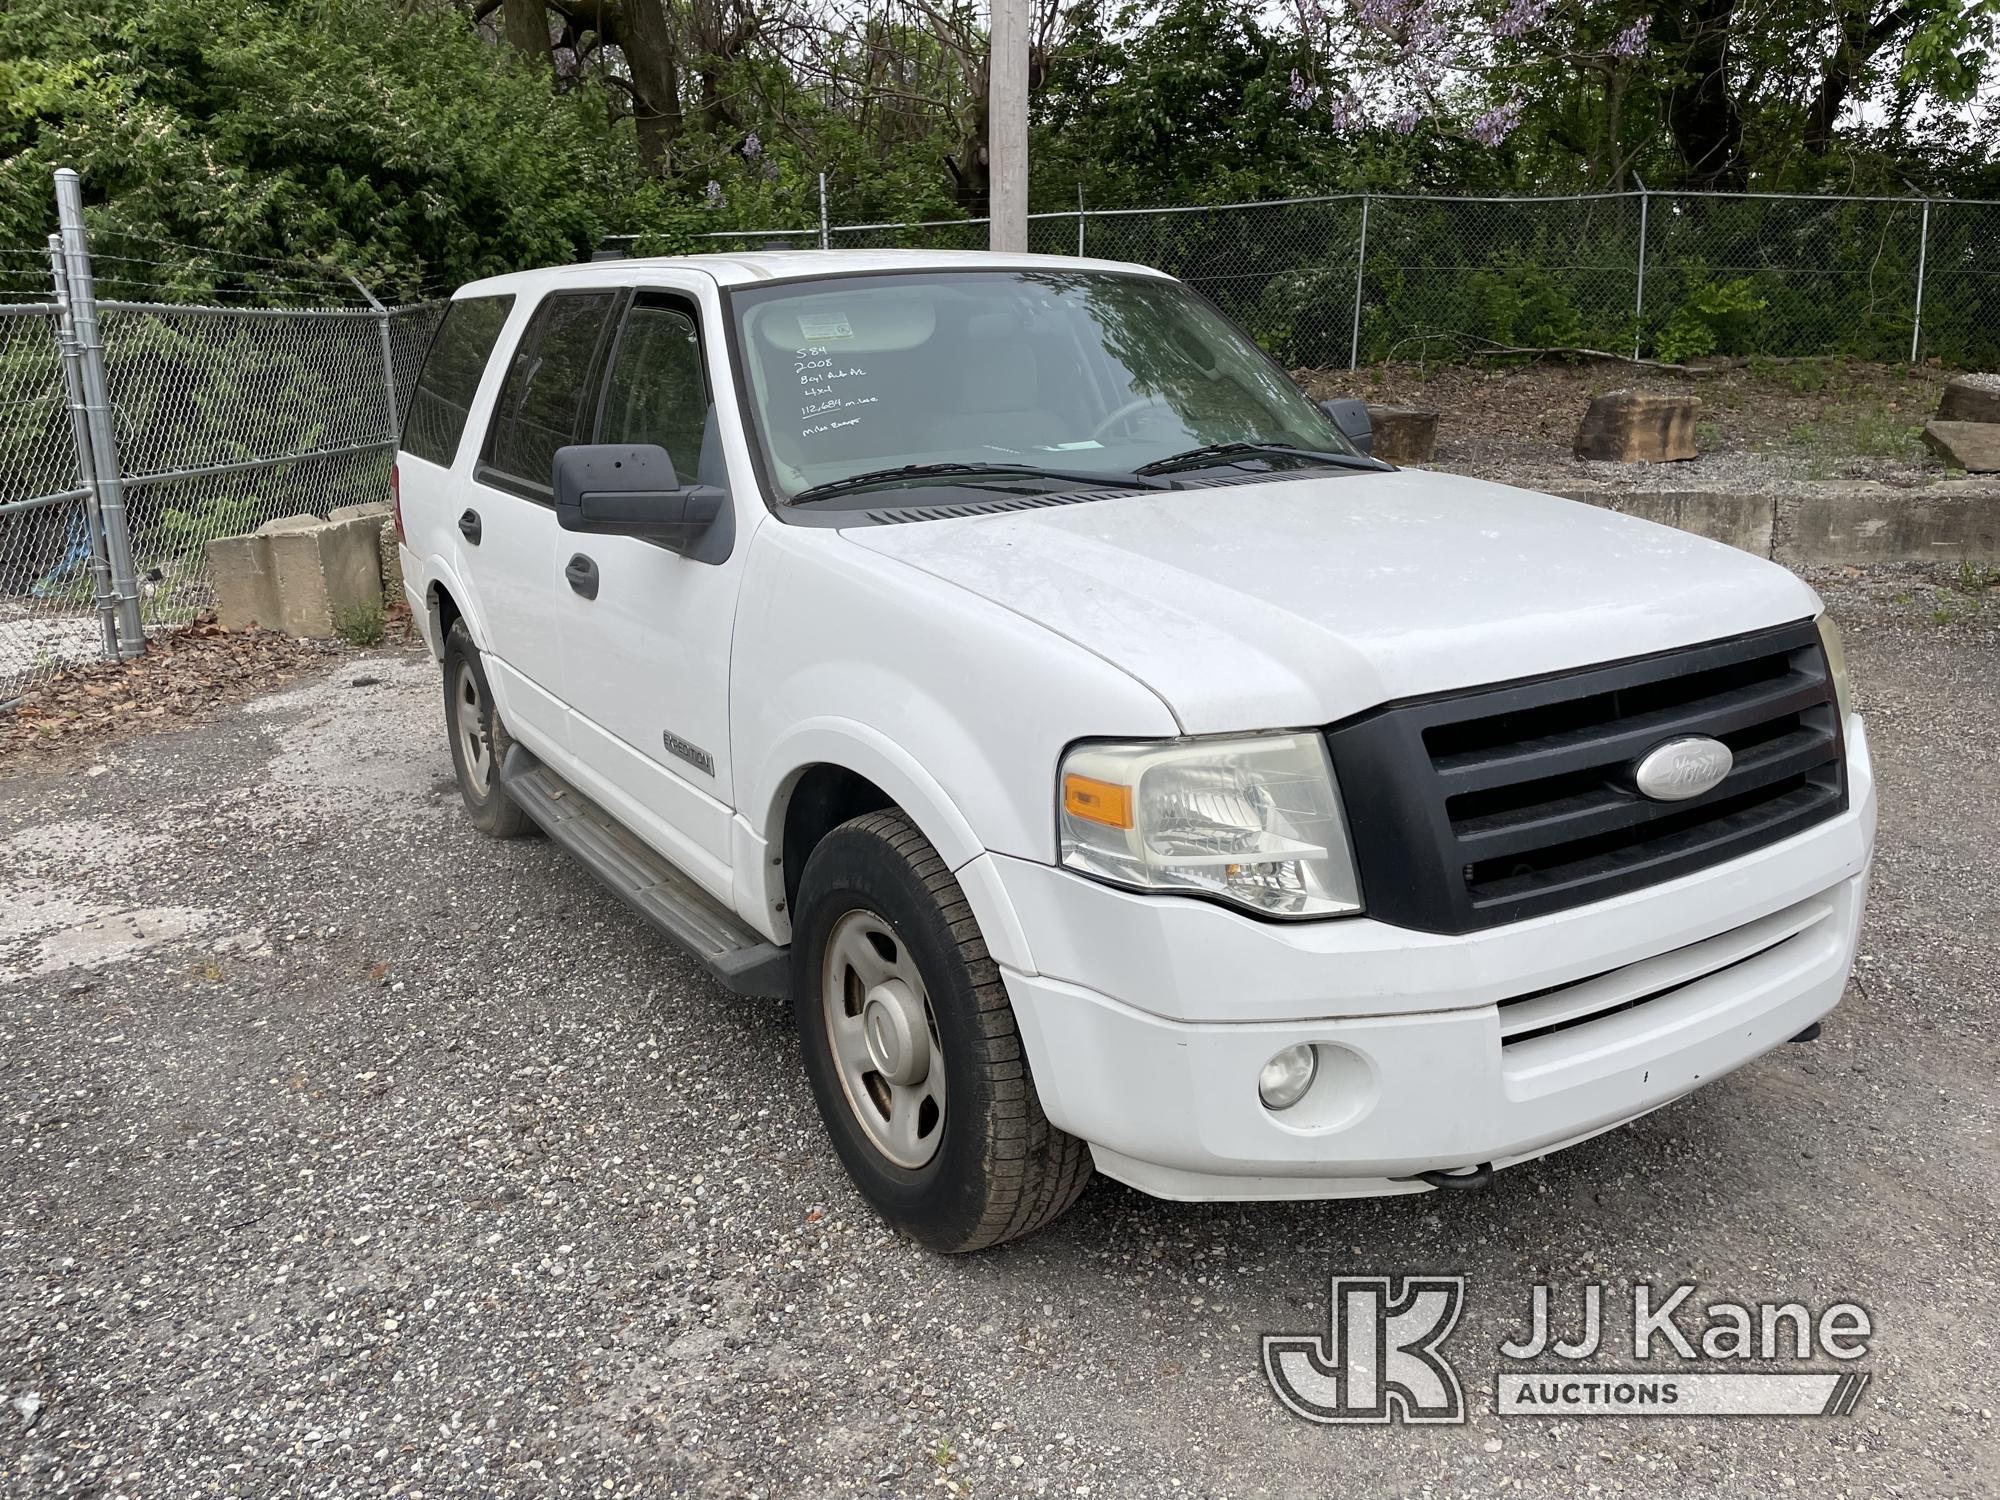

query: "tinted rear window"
xmin=481 ymin=291 xmax=618 ymax=495
xmin=402 ymin=295 xmax=514 ymax=468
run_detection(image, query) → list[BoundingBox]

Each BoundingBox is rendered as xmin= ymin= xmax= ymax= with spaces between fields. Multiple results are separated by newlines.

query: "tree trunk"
xmin=1651 ymin=0 xmax=1746 ymax=187
xmin=1803 ymin=2 xmax=1915 ymax=155
xmin=621 ymin=0 xmax=686 ymax=175
xmin=502 ymin=0 xmax=550 ymax=65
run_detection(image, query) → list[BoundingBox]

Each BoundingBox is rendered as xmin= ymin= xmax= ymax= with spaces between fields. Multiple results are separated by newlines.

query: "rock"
xmin=1365 ymin=405 xmax=1438 ymax=465
xmin=1936 ymin=376 xmax=2000 ymax=425
xmin=1921 ymin=420 xmax=2000 ymax=473
xmin=1573 ymin=390 xmax=1699 ymax=463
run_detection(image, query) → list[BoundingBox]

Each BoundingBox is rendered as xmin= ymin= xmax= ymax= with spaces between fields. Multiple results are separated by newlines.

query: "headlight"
xmin=1816 ymin=614 xmax=1853 ymax=721
xmin=1058 ymin=733 xmax=1362 ymax=918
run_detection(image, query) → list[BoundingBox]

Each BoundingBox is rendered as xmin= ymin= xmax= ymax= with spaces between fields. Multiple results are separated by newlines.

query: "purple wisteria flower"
xmin=1469 ymin=97 xmax=1523 ymax=146
xmin=742 ymin=132 xmax=762 ymax=159
xmin=1393 ymin=106 xmax=1421 ymax=134
xmin=1492 ymin=0 xmax=1550 ymax=39
xmin=1290 ymin=68 xmax=1321 ymax=109
xmin=704 ymin=180 xmax=725 ymax=208
xmin=1328 ymin=92 xmax=1360 ymax=132
xmin=1609 ymin=15 xmax=1650 ymax=56
xmin=1357 ymin=0 xmax=1418 ymax=29
xmin=1399 ymin=0 xmax=1446 ymax=55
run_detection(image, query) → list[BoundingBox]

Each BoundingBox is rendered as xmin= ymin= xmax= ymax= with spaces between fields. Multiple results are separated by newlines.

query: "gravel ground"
xmin=1 ymin=584 xmax=1996 ymax=1499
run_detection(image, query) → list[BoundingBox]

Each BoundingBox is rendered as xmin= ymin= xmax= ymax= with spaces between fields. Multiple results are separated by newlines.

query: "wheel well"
xmin=429 ymin=582 xmax=462 ymax=655
xmin=782 ymin=765 xmax=895 ymax=909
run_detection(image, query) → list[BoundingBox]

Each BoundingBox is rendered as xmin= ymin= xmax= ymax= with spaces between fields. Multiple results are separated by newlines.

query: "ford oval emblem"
xmin=1633 ymin=735 xmax=1734 ymax=801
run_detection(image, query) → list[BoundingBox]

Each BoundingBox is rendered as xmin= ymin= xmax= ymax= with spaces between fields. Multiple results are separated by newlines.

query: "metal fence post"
xmin=1632 ymin=175 xmax=1649 ymax=361
xmin=1910 ymin=198 xmax=1931 ymax=364
xmin=1077 ymin=185 xmax=1086 ymax=257
xmin=46 ymin=233 xmax=119 ymax=663
xmin=818 ymin=173 xmax=830 ymax=250
xmin=54 ymin=168 xmax=145 ymax=658
xmin=1349 ymin=193 xmax=1370 ymax=371
xmin=347 ymin=274 xmax=400 ymax=444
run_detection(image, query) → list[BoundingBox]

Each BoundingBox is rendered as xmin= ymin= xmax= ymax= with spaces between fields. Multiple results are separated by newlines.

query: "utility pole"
xmin=987 ymin=0 xmax=1028 ymax=252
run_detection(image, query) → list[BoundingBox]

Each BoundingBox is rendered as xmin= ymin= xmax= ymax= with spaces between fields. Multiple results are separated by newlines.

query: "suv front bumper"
xmin=983 ymin=719 xmax=1875 ymax=1200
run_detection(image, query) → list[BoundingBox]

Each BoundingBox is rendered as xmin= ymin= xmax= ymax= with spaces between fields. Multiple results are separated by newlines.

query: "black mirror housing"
xmin=1318 ymin=397 xmax=1374 ymax=456
xmin=552 ymin=443 xmax=731 ymax=563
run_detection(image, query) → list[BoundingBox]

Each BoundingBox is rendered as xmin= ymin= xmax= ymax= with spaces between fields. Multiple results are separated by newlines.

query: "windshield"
xmin=727 ymin=270 xmax=1360 ymax=504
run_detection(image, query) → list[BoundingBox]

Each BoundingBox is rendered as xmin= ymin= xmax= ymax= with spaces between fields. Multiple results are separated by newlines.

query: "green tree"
xmin=0 ymin=0 xmax=639 ymax=300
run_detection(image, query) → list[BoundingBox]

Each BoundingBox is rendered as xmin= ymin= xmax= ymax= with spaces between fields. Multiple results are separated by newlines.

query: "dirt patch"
xmin=0 ymin=617 xmax=352 ymax=774
xmin=1300 ymin=357 xmax=1956 ymax=496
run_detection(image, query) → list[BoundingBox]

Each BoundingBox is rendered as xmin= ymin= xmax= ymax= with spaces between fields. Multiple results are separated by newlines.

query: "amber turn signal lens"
xmin=1063 ymin=773 xmax=1134 ymax=829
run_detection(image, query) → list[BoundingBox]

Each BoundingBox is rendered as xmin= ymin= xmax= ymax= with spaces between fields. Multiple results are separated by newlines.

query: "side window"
xmin=597 ymin=302 xmax=710 ymax=486
xmin=480 ymin=290 xmax=617 ymax=496
xmin=401 ymin=294 xmax=513 ymax=468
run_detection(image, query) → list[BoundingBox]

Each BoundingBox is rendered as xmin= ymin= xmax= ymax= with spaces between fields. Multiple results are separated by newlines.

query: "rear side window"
xmin=481 ymin=291 xmax=618 ymax=496
xmin=401 ymin=295 xmax=514 ymax=468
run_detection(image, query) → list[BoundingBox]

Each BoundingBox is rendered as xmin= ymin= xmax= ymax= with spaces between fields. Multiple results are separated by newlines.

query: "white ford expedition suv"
xmin=395 ymin=251 xmax=1875 ymax=1252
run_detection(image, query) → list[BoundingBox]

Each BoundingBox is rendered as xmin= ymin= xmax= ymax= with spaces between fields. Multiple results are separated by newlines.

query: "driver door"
xmin=553 ymin=283 xmax=745 ymax=905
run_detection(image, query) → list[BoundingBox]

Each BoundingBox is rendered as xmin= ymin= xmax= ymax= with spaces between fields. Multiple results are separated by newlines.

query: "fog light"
xmin=1258 ymin=1044 xmax=1318 ymax=1111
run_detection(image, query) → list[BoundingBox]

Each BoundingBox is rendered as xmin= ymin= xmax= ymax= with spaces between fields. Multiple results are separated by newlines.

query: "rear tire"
xmin=442 ymin=621 xmax=532 ymax=839
xmin=792 ymin=809 xmax=1091 ymax=1252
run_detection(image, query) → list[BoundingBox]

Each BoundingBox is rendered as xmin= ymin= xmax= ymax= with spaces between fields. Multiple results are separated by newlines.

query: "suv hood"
xmin=841 ymin=469 xmax=1821 ymax=733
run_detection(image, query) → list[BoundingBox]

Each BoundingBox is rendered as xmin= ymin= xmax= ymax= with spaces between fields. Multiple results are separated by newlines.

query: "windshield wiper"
xmin=1134 ymin=441 xmax=1386 ymax=476
xmin=790 ymin=461 xmax=1167 ymax=505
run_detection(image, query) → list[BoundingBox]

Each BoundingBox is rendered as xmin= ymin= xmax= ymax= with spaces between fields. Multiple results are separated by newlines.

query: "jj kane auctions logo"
xmin=1263 ymin=1277 xmax=1873 ymax=1423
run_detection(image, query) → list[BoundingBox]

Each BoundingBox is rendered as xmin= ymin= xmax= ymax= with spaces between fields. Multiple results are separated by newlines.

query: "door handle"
xmin=565 ymin=553 xmax=600 ymax=600
xmin=457 ymin=509 xmax=482 ymax=545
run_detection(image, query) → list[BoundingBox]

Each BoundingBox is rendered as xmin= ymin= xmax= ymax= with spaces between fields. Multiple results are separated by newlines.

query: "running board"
xmin=499 ymin=745 xmax=789 ymax=999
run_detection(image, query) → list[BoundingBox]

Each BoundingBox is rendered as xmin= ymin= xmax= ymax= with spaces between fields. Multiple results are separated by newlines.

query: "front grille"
xmin=1325 ymin=620 xmax=1847 ymax=933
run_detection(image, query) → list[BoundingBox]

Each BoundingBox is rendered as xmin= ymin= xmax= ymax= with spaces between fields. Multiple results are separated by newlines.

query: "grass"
xmin=333 ymin=597 xmax=386 ymax=647
xmin=1954 ymin=561 xmax=2000 ymax=593
xmin=1846 ymin=407 xmax=1920 ymax=458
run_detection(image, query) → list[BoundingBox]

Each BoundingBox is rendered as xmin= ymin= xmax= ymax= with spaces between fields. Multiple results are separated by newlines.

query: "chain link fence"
xmin=0 ymin=173 xmax=442 ymax=703
xmin=0 ymin=303 xmax=98 ymax=690
xmin=9 ymin=180 xmax=1998 ymax=700
xmin=687 ymin=188 xmax=2000 ymax=373
xmin=100 ymin=302 xmax=440 ymax=632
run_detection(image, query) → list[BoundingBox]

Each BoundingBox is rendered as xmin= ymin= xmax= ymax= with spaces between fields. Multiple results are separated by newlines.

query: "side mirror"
xmin=1318 ymin=397 xmax=1373 ymax=456
xmin=552 ymin=443 xmax=731 ymax=562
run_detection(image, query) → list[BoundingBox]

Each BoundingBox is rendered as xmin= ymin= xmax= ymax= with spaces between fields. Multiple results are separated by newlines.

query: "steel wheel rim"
xmin=453 ymin=660 xmax=490 ymax=796
xmin=821 ymin=908 xmax=947 ymax=1170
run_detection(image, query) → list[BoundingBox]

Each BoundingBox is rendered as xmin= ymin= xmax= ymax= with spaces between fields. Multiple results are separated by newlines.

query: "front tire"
xmin=441 ymin=622 xmax=531 ymax=839
xmin=792 ymin=810 xmax=1091 ymax=1252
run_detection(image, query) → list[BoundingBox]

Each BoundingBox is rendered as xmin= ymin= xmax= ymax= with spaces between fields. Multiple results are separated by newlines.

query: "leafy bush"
xmin=1465 ymin=257 xmax=1587 ymax=350
xmin=1654 ymin=275 xmax=1767 ymax=363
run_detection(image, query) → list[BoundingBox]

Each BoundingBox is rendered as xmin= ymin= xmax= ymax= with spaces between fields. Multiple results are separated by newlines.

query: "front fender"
xmin=739 ymin=718 xmax=1036 ymax=971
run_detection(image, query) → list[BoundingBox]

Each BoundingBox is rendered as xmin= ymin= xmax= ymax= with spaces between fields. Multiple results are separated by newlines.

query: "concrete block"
xmin=208 ymin=531 xmax=283 ymax=634
xmin=1676 ymin=491 xmax=1776 ymax=557
xmin=1778 ymin=482 xmax=2000 ymax=565
xmin=1574 ymin=390 xmax=1699 ymax=462
xmin=1936 ymin=376 xmax=2000 ymax=425
xmin=329 ymin=501 xmax=391 ymax=524
xmin=206 ymin=511 xmax=386 ymax=636
xmin=1549 ymin=490 xmax=1773 ymax=559
xmin=1921 ymin=419 xmax=2000 ymax=472
xmin=1365 ymin=405 xmax=1439 ymax=465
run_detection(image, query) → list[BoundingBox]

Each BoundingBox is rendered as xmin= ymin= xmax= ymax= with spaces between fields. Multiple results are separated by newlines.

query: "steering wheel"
xmin=1088 ymin=396 xmax=1176 ymax=443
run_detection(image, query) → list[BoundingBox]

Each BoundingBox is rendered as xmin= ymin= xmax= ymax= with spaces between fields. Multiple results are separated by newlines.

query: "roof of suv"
xmin=454 ymin=248 xmax=1170 ymax=298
